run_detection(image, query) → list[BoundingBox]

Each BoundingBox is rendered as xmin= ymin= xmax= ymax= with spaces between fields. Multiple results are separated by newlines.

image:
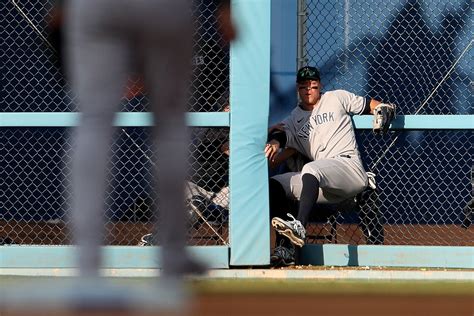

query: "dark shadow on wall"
xmin=269 ymin=69 xmax=297 ymax=123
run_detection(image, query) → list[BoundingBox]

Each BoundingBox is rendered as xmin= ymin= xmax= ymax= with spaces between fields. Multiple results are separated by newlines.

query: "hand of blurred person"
xmin=221 ymin=141 xmax=230 ymax=156
xmin=217 ymin=0 xmax=237 ymax=43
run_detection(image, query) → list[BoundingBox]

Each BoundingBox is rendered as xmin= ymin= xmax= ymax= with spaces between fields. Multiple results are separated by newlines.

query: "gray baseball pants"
xmin=272 ymin=157 xmax=368 ymax=204
xmin=65 ymin=0 xmax=193 ymax=277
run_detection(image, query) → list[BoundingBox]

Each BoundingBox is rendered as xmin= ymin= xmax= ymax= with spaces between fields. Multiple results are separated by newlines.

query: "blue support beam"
xmin=352 ymin=114 xmax=474 ymax=130
xmin=1 ymin=113 xmax=471 ymax=129
xmin=0 ymin=112 xmax=230 ymax=127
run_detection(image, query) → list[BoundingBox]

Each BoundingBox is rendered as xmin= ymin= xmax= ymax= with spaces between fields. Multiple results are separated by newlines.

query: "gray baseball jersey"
xmin=273 ymin=90 xmax=369 ymax=203
xmin=282 ymin=90 xmax=367 ymax=161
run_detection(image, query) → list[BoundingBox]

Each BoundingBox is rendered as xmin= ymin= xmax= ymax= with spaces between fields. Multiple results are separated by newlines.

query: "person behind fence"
xmin=186 ymin=98 xmax=230 ymax=225
xmin=264 ymin=66 xmax=395 ymax=266
xmin=64 ymin=0 xmax=235 ymax=306
xmin=139 ymin=99 xmax=230 ymax=246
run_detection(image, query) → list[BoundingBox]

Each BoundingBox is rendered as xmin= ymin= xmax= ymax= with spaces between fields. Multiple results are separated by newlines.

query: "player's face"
xmin=298 ymin=80 xmax=321 ymax=107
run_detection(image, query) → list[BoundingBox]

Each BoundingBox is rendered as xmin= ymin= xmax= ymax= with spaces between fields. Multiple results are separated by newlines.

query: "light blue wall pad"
xmin=2 ymin=245 xmax=472 ymax=269
xmin=229 ymin=0 xmax=271 ymax=265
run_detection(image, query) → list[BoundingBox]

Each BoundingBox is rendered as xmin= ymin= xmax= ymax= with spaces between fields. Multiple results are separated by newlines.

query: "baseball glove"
xmin=373 ymin=103 xmax=396 ymax=135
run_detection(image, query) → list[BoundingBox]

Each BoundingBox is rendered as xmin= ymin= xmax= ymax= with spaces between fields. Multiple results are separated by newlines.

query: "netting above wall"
xmin=1 ymin=0 xmax=72 ymax=112
xmin=1 ymin=0 xmax=472 ymax=250
xmin=1 ymin=0 xmax=229 ymax=112
xmin=302 ymin=0 xmax=472 ymax=115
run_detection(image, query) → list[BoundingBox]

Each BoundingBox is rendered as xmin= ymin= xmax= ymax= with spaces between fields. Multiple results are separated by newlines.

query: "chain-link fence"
xmin=299 ymin=0 xmax=473 ymax=246
xmin=1 ymin=126 xmax=230 ymax=246
xmin=1 ymin=0 xmax=230 ymax=246
xmin=299 ymin=0 xmax=472 ymax=115
xmin=1 ymin=0 xmax=473 ymax=249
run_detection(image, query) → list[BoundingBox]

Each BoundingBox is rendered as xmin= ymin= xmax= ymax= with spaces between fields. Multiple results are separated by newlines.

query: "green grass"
xmin=189 ymin=279 xmax=474 ymax=296
xmin=2 ymin=276 xmax=472 ymax=296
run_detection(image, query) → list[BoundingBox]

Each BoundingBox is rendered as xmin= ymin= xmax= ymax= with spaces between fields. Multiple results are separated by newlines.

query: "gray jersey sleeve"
xmin=280 ymin=107 xmax=312 ymax=157
xmin=280 ymin=116 xmax=295 ymax=148
xmin=332 ymin=90 xmax=368 ymax=115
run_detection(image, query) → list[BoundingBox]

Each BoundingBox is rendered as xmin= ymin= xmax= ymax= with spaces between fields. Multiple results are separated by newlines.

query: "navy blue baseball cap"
xmin=296 ymin=66 xmax=321 ymax=83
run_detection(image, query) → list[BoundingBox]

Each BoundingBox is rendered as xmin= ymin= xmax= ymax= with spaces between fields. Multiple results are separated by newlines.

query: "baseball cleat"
xmin=138 ymin=233 xmax=153 ymax=246
xmin=270 ymin=242 xmax=295 ymax=267
xmin=271 ymin=213 xmax=306 ymax=247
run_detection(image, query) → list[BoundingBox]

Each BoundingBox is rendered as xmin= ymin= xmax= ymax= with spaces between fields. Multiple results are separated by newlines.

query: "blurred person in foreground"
xmin=63 ymin=0 xmax=235 ymax=310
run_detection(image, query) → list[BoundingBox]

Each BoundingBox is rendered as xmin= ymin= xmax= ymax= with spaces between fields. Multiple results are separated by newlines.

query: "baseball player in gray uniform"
xmin=65 ymin=0 xmax=235 ymax=282
xmin=265 ymin=66 xmax=395 ymax=266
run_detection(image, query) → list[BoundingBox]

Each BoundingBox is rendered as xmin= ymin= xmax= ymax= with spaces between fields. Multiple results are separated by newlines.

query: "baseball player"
xmin=265 ymin=66 xmax=395 ymax=266
xmin=65 ymin=0 xmax=235 ymax=282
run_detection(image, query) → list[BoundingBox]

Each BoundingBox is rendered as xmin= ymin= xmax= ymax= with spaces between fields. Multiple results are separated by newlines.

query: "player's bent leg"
xmin=300 ymin=158 xmax=367 ymax=202
xmin=296 ymin=173 xmax=320 ymax=227
xmin=270 ymin=175 xmax=308 ymax=247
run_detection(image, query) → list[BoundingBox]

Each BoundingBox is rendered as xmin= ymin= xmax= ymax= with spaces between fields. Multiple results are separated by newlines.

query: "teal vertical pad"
xmin=229 ymin=0 xmax=271 ymax=265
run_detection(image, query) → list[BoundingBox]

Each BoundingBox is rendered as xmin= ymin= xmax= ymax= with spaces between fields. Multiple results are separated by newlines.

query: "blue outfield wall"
xmin=300 ymin=245 xmax=474 ymax=269
xmin=0 ymin=246 xmax=229 ymax=269
xmin=1 ymin=245 xmax=473 ymax=269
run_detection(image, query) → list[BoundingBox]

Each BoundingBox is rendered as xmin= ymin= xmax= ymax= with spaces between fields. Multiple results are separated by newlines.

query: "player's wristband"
xmin=362 ymin=97 xmax=371 ymax=114
xmin=267 ymin=130 xmax=287 ymax=148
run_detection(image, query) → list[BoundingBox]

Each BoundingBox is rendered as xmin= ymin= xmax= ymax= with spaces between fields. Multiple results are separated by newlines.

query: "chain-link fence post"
xmin=296 ymin=0 xmax=307 ymax=70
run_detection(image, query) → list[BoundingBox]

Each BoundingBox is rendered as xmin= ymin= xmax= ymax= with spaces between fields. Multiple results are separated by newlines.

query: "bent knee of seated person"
xmin=300 ymin=159 xmax=366 ymax=201
xmin=271 ymin=172 xmax=300 ymax=201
